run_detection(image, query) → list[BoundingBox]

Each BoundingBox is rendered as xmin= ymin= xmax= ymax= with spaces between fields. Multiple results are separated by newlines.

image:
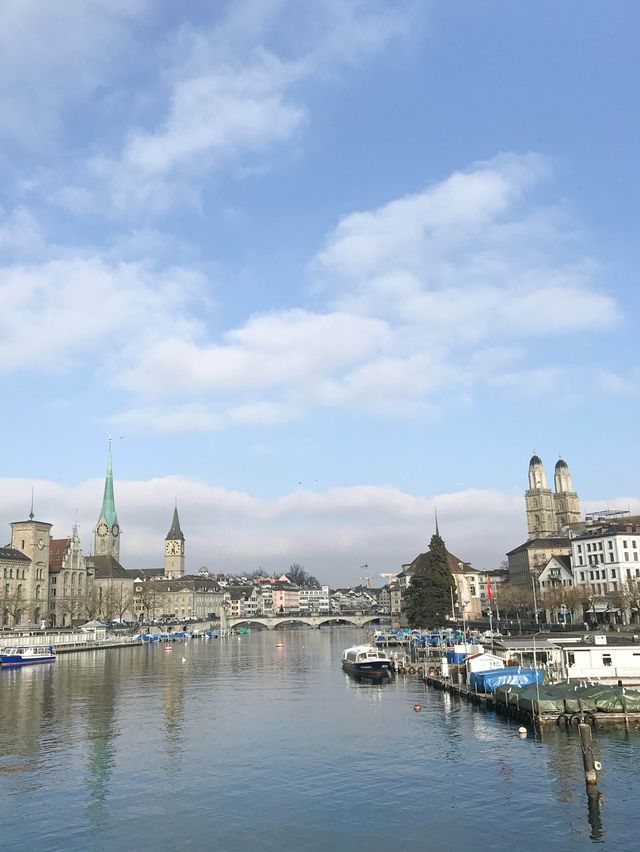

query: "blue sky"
xmin=0 ymin=1 xmax=638 ymax=584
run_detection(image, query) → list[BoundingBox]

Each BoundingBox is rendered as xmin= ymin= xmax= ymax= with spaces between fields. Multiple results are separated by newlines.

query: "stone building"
xmin=0 ymin=514 xmax=52 ymax=626
xmin=525 ymin=455 xmax=581 ymax=539
xmin=48 ymin=526 xmax=93 ymax=627
xmin=0 ymin=545 xmax=33 ymax=626
xmin=86 ymin=442 xmax=138 ymax=622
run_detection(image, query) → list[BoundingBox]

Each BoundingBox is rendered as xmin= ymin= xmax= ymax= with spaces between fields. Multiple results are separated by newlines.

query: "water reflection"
xmin=0 ymin=630 xmax=639 ymax=850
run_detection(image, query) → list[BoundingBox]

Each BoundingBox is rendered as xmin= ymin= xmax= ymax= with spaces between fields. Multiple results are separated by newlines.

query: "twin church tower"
xmin=94 ymin=440 xmax=185 ymax=579
xmin=525 ymin=454 xmax=581 ymax=539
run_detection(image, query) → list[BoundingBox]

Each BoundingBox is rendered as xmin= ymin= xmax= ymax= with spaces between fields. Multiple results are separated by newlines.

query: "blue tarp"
xmin=469 ymin=666 xmax=543 ymax=693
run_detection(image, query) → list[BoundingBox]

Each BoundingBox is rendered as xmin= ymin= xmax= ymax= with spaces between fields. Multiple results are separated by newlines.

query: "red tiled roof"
xmin=49 ymin=538 xmax=71 ymax=572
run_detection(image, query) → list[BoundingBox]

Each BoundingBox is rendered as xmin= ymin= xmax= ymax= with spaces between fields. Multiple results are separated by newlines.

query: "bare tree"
xmin=0 ymin=589 xmax=26 ymax=626
xmin=286 ymin=563 xmax=320 ymax=589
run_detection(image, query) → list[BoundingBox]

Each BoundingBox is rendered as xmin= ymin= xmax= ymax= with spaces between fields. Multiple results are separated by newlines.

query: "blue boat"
xmin=0 ymin=645 xmax=56 ymax=668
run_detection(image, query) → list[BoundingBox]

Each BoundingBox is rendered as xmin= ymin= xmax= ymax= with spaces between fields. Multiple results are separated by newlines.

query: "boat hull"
xmin=1 ymin=655 xmax=56 ymax=668
xmin=342 ymin=659 xmax=391 ymax=678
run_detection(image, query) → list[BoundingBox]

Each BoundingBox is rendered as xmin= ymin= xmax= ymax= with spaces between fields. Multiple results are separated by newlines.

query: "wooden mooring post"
xmin=578 ymin=723 xmax=599 ymax=786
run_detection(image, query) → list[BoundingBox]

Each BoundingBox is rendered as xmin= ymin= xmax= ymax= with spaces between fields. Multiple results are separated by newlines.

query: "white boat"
xmin=0 ymin=645 xmax=56 ymax=668
xmin=341 ymin=644 xmax=393 ymax=678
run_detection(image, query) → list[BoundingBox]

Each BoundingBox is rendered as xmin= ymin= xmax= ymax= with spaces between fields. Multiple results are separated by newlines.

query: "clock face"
xmin=112 ymin=523 xmax=119 ymax=537
xmin=97 ymin=521 xmax=109 ymax=538
xmin=165 ymin=542 xmax=172 ymax=555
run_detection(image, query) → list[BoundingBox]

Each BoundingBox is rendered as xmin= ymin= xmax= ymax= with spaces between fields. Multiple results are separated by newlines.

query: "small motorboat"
xmin=0 ymin=645 xmax=56 ymax=669
xmin=341 ymin=644 xmax=393 ymax=679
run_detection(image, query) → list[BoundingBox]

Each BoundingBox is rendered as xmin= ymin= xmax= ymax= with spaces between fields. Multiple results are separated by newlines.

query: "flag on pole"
xmin=487 ymin=577 xmax=493 ymax=604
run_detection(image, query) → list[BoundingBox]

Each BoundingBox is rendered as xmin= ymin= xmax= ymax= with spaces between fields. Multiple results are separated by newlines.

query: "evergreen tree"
xmin=403 ymin=532 xmax=457 ymax=628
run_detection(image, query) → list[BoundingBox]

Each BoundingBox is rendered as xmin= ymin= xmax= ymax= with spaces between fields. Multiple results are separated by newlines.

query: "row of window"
xmin=577 ymin=539 xmax=638 ymax=552
xmin=2 ymin=568 xmax=27 ymax=579
xmin=3 ymin=583 xmax=42 ymax=598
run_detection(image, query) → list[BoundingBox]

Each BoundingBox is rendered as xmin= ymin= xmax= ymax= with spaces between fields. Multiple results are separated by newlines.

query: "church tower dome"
xmin=525 ymin=454 xmax=556 ymax=539
xmin=528 ymin=455 xmax=548 ymax=490
xmin=553 ymin=457 xmax=581 ymax=529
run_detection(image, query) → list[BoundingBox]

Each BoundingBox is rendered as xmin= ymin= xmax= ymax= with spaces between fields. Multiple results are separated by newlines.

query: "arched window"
xmin=35 ymin=585 xmax=41 ymax=600
xmin=16 ymin=584 xmax=22 ymax=599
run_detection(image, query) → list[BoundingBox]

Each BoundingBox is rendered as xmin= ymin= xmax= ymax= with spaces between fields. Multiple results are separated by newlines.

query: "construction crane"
xmin=359 ymin=563 xmax=371 ymax=589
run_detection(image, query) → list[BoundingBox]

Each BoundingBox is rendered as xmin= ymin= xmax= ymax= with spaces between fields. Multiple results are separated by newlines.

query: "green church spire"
xmin=100 ymin=436 xmax=117 ymax=527
xmin=95 ymin=435 xmax=121 ymax=560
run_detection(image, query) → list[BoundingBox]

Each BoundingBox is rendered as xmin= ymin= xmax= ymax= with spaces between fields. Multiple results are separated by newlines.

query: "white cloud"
xmin=78 ymin=0 xmax=417 ymax=214
xmin=0 ymin=256 xmax=205 ymax=374
xmin=117 ymin=310 xmax=389 ymax=397
xmin=0 ymin=153 xmax=628 ymax=429
xmin=0 ymin=475 xmax=528 ymax=585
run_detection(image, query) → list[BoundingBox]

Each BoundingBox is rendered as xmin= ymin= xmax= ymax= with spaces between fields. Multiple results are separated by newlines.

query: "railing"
xmin=568 ymin=666 xmax=640 ymax=679
xmin=0 ymin=632 xmax=139 ymax=651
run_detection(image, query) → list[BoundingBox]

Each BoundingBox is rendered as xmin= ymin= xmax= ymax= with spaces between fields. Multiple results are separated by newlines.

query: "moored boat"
xmin=0 ymin=645 xmax=56 ymax=668
xmin=341 ymin=644 xmax=393 ymax=678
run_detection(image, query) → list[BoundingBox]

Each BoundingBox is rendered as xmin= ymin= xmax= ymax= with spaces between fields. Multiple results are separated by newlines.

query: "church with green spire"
xmin=94 ymin=437 xmax=121 ymax=560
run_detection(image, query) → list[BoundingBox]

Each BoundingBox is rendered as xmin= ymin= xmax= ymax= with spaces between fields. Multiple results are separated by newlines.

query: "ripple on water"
xmin=0 ymin=629 xmax=638 ymax=850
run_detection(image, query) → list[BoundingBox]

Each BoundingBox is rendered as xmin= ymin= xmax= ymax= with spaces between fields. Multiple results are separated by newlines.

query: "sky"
xmin=0 ymin=0 xmax=638 ymax=586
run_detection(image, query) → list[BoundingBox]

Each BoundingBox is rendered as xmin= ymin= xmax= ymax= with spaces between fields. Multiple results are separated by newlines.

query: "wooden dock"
xmin=421 ymin=672 xmax=640 ymax=727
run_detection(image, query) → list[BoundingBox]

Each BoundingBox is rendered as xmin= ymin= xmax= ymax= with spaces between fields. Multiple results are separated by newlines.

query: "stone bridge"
xmin=226 ymin=614 xmax=390 ymax=630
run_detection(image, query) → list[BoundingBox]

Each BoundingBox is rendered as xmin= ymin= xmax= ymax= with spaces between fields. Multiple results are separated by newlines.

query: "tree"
xmin=403 ymin=533 xmax=456 ymax=628
xmin=286 ymin=563 xmax=320 ymax=589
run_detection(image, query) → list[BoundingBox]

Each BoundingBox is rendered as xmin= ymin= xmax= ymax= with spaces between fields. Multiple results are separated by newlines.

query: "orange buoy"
xmin=414 ymin=704 xmax=422 ymax=713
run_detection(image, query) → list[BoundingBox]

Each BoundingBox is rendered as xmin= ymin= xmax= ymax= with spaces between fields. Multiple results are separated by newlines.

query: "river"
xmin=0 ymin=627 xmax=638 ymax=850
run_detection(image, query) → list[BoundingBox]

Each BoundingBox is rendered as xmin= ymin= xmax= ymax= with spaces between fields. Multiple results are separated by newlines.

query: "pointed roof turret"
xmin=166 ymin=504 xmax=184 ymax=541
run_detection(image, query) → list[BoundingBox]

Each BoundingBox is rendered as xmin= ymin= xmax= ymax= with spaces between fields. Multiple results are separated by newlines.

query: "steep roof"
xmin=0 ymin=547 xmax=30 ymax=563
xmin=97 ymin=442 xmax=118 ymax=528
xmin=506 ymin=536 xmax=572 ymax=556
xmin=165 ymin=506 xmax=184 ymax=541
xmin=87 ymin=554 xmax=128 ymax=579
xmin=49 ymin=538 xmax=71 ymax=572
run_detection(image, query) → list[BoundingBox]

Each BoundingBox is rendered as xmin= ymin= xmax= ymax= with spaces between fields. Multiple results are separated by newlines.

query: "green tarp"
xmin=493 ymin=682 xmax=640 ymax=715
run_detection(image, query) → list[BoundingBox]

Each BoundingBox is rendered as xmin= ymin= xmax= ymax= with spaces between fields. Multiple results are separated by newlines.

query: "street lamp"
xmin=531 ymin=573 xmax=540 ymax=627
xmin=457 ymin=563 xmax=468 ymax=640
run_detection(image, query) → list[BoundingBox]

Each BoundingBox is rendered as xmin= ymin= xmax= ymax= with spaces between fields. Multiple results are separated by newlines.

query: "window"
xmin=610 ymin=554 xmax=614 ymax=562
xmin=611 ymin=569 xmax=616 ymax=579
xmin=603 ymin=654 xmax=612 ymax=667
xmin=580 ymin=572 xmax=585 ymax=581
xmin=578 ymin=556 xmax=584 ymax=566
xmin=577 ymin=544 xmax=582 ymax=552
xmin=625 ymin=553 xmax=629 ymax=561
xmin=598 ymin=542 xmax=603 ymax=550
xmin=608 ymin=541 xmax=614 ymax=549
xmin=567 ymin=652 xmax=575 ymax=667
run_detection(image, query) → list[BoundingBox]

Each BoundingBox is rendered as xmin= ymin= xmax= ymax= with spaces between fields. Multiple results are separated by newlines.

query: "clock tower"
xmin=94 ymin=437 xmax=121 ymax=560
xmin=164 ymin=504 xmax=185 ymax=579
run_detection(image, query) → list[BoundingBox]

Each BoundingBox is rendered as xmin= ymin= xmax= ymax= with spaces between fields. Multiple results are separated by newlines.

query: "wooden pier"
xmin=420 ymin=671 xmax=640 ymax=727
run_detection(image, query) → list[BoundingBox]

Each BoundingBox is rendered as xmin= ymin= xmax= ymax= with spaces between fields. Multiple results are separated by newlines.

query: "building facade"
xmin=525 ymin=455 xmax=581 ymax=539
xmin=48 ymin=527 xmax=93 ymax=627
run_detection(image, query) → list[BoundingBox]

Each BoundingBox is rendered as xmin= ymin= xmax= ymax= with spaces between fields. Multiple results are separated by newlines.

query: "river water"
xmin=0 ymin=627 xmax=638 ymax=851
